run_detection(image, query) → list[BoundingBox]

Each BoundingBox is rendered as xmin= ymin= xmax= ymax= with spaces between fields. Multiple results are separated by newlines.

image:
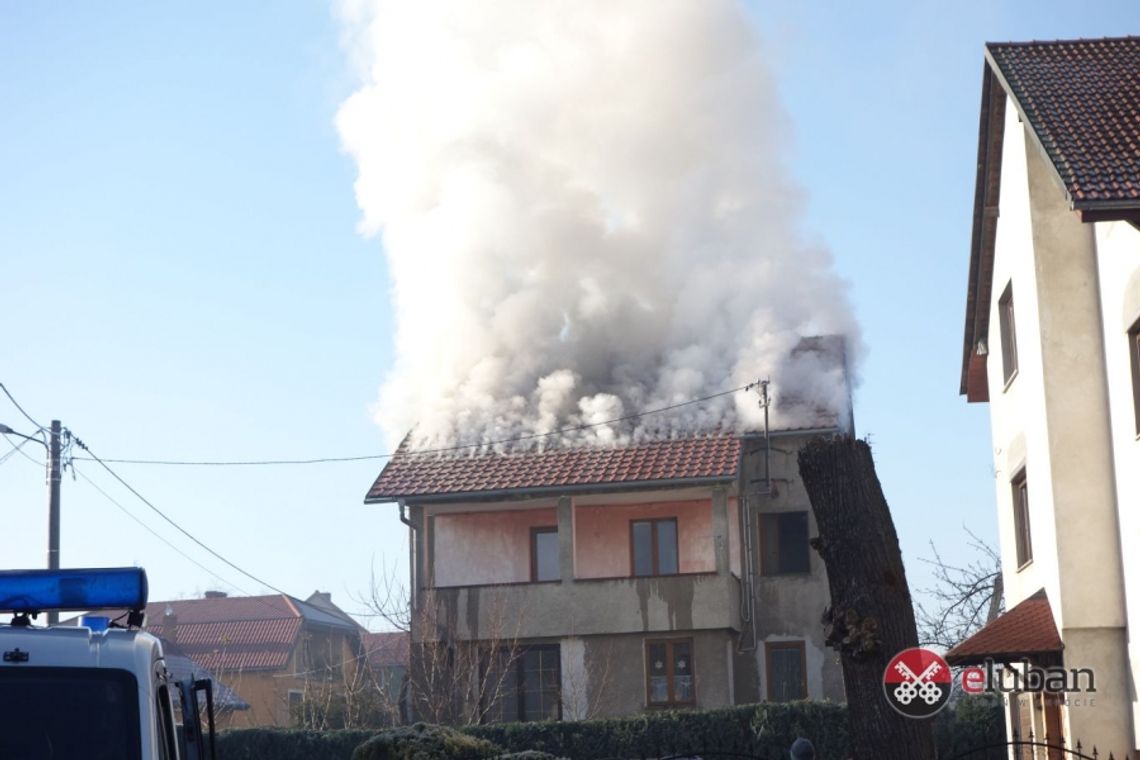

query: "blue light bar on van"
xmin=0 ymin=567 xmax=148 ymax=614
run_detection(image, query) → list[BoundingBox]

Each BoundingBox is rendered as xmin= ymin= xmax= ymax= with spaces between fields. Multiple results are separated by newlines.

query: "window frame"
xmin=1012 ymin=468 xmax=1032 ymax=569
xmin=530 ymin=526 xmax=560 ymax=582
xmin=1129 ymin=316 xmax=1140 ymax=437
xmin=998 ymin=281 xmax=1019 ymax=387
xmin=765 ymin=641 xmax=807 ymax=702
xmin=759 ymin=511 xmax=811 ymax=576
xmin=630 ymin=518 xmax=679 ymax=577
xmin=481 ymin=644 xmax=562 ymax=723
xmin=645 ymin=637 xmax=697 ymax=707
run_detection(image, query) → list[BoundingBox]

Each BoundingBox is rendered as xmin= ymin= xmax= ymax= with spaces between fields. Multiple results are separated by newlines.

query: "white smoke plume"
xmin=336 ymin=0 xmax=859 ymax=450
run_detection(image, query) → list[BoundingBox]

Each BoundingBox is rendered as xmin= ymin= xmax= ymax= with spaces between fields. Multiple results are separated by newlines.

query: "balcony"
xmin=415 ymin=491 xmax=742 ymax=640
xmin=420 ymin=572 xmax=742 ymax=640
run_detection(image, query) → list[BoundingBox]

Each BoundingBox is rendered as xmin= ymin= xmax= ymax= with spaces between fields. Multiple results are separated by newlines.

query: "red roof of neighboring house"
xmin=363 ymin=631 xmax=410 ymax=669
xmin=144 ymin=593 xmax=357 ymax=673
xmin=946 ymin=590 xmax=1063 ymax=665
xmin=365 ymin=433 xmax=742 ymax=502
xmin=986 ymin=37 xmax=1140 ymax=207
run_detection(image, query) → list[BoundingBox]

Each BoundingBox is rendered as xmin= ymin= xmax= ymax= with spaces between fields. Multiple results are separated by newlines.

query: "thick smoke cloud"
xmin=337 ymin=0 xmax=859 ymax=450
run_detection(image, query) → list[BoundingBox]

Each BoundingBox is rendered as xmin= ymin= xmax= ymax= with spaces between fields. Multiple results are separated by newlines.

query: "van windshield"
xmin=0 ymin=667 xmax=141 ymax=760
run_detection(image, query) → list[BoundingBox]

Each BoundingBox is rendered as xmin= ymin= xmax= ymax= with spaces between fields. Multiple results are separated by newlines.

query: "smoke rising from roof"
xmin=337 ymin=1 xmax=859 ymax=450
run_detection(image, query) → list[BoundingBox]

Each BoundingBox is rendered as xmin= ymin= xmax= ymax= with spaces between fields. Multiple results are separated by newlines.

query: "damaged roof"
xmin=365 ymin=433 xmax=743 ymax=502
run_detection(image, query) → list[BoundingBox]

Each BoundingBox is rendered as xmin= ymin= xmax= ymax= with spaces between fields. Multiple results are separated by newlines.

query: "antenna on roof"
xmin=755 ymin=379 xmax=772 ymax=495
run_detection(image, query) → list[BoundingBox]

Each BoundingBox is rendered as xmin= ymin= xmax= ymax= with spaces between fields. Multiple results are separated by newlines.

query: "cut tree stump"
xmin=798 ymin=435 xmax=936 ymax=760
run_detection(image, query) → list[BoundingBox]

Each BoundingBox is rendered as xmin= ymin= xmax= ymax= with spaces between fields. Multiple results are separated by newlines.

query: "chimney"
xmin=204 ymin=590 xmax=228 ymax=599
xmin=163 ymin=605 xmax=178 ymax=645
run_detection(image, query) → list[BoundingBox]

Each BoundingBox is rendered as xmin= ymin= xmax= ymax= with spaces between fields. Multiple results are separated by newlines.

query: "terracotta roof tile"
xmin=365 ymin=433 xmax=742 ymax=501
xmin=987 ymin=37 xmax=1140 ymax=206
xmin=946 ymin=590 xmax=1063 ymax=665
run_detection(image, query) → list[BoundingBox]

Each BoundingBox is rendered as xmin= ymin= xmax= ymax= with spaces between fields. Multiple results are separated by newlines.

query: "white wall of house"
xmin=982 ymin=93 xmax=1134 ymax=753
xmin=986 ymin=99 xmax=1062 ymax=613
xmin=1094 ymin=218 xmax=1140 ymax=745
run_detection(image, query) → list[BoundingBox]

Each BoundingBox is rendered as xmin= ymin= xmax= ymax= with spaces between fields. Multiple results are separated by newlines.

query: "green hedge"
xmin=217 ymin=697 xmax=1000 ymax=759
xmin=464 ymin=702 xmax=846 ymax=760
xmin=353 ymin=724 xmax=500 ymax=760
xmin=217 ymin=728 xmax=379 ymax=760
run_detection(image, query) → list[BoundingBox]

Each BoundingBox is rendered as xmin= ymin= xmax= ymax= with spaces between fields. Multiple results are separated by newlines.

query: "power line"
xmin=72 ymin=464 xmax=252 ymax=596
xmin=0 ymin=382 xmax=45 ymax=431
xmin=72 ymin=437 xmax=289 ymax=596
xmin=70 ymin=383 xmax=755 ymax=467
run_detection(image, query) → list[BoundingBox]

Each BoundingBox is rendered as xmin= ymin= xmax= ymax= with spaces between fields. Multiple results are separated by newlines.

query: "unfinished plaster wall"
xmin=740 ymin=434 xmax=844 ymax=702
xmin=573 ymin=499 xmax=715 ymax=578
xmin=431 ymin=508 xmax=557 ymax=586
xmin=576 ymin=630 xmax=733 ymax=717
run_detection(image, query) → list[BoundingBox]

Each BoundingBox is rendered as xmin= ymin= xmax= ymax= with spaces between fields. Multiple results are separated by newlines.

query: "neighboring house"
xmin=364 ymin=339 xmax=852 ymax=721
xmin=363 ymin=630 xmax=411 ymax=722
xmin=143 ymin=591 xmax=365 ymax=728
xmin=951 ymin=37 xmax=1140 ymax=756
xmin=161 ymin=641 xmax=251 ymax=716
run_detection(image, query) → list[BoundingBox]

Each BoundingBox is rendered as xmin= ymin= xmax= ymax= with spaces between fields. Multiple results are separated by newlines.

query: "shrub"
xmin=217 ymin=728 xmax=379 ymax=760
xmin=465 ymin=702 xmax=847 ymax=759
xmin=935 ymin=696 xmax=1006 ymax=756
xmin=352 ymin=723 xmax=501 ymax=760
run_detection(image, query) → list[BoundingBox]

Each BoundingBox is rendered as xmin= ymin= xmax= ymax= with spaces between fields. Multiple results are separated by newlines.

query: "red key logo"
xmin=883 ymin=647 xmax=952 ymax=718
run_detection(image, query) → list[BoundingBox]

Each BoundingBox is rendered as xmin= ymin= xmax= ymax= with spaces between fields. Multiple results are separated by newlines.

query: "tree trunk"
xmin=798 ymin=436 xmax=936 ymax=760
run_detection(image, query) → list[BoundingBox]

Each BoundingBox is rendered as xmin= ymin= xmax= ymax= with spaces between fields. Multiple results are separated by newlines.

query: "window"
xmin=999 ymin=281 xmax=1018 ymax=385
xmin=483 ymin=645 xmax=561 ymax=722
xmin=1012 ymin=469 xmax=1032 ymax=567
xmin=1130 ymin=317 xmax=1140 ymax=436
xmin=531 ymin=527 xmax=560 ymax=581
xmin=759 ymin=512 xmax=810 ymax=575
xmin=646 ymin=639 xmax=695 ymax=706
xmin=631 ymin=518 xmax=679 ymax=576
xmin=766 ymin=641 xmax=807 ymax=702
xmin=155 ymin=684 xmax=177 ymax=760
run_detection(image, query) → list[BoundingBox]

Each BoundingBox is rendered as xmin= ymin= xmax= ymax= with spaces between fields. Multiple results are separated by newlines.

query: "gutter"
xmin=366 ymin=474 xmax=737 ymax=506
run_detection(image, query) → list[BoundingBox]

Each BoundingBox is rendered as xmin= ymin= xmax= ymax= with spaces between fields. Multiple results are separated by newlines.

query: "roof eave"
xmin=365 ymin=474 xmax=738 ymax=506
xmin=960 ymin=59 xmax=1005 ymax=400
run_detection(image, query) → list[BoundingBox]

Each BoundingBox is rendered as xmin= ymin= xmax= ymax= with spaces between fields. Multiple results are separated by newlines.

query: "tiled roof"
xmin=987 ymin=37 xmax=1140 ymax=207
xmin=143 ymin=593 xmax=357 ymax=672
xmin=161 ymin=643 xmax=251 ymax=711
xmin=946 ymin=590 xmax=1063 ymax=665
xmin=365 ymin=433 xmax=742 ymax=501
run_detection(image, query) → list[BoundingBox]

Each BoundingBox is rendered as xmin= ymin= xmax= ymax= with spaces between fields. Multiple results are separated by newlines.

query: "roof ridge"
xmin=986 ymin=35 xmax=1140 ymax=49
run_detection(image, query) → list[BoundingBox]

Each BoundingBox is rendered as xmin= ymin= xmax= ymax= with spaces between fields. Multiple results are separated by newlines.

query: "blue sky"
xmin=2 ymin=2 xmax=1137 ymax=626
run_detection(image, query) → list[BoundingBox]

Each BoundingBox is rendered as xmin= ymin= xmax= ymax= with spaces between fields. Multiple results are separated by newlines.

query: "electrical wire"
xmin=72 ymin=437 xmax=289 ymax=596
xmin=2 ymin=434 xmax=44 ymax=468
xmin=0 ymin=382 xmax=45 ymax=431
xmin=71 ymin=464 xmax=252 ymax=596
xmin=69 ymin=382 xmax=757 ymax=467
xmin=0 ymin=436 xmax=32 ymax=466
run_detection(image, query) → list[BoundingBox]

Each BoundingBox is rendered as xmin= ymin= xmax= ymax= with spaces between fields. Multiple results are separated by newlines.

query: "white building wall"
xmin=986 ymin=99 xmax=1063 ymax=614
xmin=1094 ymin=219 xmax=1140 ymax=747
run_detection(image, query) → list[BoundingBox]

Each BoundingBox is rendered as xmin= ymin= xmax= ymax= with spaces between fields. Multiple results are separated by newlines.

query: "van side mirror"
xmin=178 ymin=678 xmax=217 ymax=760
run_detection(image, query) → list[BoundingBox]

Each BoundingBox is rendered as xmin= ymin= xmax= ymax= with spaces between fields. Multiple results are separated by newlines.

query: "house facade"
xmin=952 ymin=37 xmax=1140 ymax=757
xmin=365 ymin=370 xmax=853 ymax=721
xmin=144 ymin=590 xmax=367 ymax=728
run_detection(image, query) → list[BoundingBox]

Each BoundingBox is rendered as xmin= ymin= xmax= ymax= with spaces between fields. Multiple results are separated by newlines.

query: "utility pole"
xmin=47 ymin=419 xmax=62 ymax=624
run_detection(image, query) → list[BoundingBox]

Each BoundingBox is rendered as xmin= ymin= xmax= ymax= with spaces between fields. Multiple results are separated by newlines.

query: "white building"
xmin=949 ymin=36 xmax=1140 ymax=757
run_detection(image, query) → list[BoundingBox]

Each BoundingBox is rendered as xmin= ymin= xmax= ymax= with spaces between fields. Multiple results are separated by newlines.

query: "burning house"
xmin=364 ymin=338 xmax=852 ymax=721
xmin=342 ymin=0 xmax=860 ymax=724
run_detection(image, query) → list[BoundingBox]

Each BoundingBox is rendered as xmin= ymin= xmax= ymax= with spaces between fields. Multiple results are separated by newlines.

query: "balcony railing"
xmin=418 ymin=572 xmax=741 ymax=640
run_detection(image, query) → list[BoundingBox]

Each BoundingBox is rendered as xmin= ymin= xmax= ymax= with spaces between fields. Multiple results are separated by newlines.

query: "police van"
xmin=0 ymin=567 xmax=217 ymax=760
